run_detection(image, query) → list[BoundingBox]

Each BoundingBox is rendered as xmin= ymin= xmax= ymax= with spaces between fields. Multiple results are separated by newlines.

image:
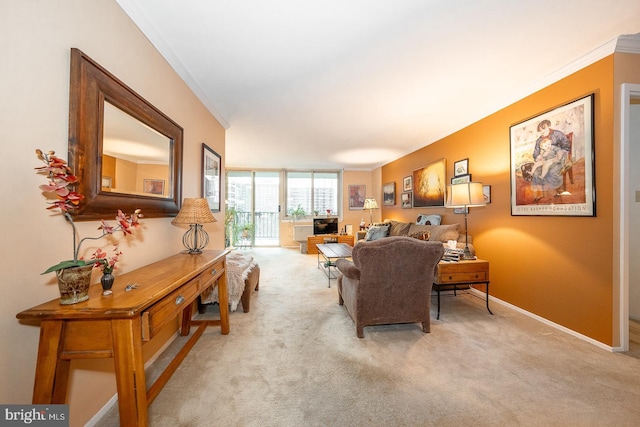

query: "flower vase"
xmin=101 ymin=272 xmax=115 ymax=295
xmin=56 ymin=264 xmax=93 ymax=304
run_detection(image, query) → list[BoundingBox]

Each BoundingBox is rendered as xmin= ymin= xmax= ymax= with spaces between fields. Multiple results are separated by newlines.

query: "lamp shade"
xmin=363 ymin=198 xmax=379 ymax=210
xmin=445 ymin=182 xmax=486 ymax=208
xmin=171 ymin=198 xmax=216 ymax=225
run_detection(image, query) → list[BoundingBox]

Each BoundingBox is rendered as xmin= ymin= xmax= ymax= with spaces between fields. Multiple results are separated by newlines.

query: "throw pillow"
xmin=416 ymin=214 xmax=441 ymax=226
xmin=429 ymin=224 xmax=460 ymax=242
xmin=408 ymin=230 xmax=430 ymax=240
xmin=407 ymin=223 xmax=460 ymax=242
xmin=364 ymin=225 xmax=389 ymax=241
xmin=387 ymin=220 xmax=411 ymax=236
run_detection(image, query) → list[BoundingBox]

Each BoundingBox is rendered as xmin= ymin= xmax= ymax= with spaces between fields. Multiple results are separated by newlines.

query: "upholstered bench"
xmin=198 ymin=253 xmax=260 ymax=313
xmin=239 ymin=263 xmax=260 ymax=313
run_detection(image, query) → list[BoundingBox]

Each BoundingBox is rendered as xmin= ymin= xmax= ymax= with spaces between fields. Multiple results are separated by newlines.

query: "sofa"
xmin=360 ymin=214 xmax=475 ymax=255
xmin=336 ymin=236 xmax=445 ymax=338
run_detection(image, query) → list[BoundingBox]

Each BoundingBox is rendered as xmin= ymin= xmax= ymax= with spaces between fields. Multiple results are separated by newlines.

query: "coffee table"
xmin=316 ymin=243 xmax=353 ymax=288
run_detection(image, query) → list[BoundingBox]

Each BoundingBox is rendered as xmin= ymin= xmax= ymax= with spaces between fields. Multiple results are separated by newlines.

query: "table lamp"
xmin=171 ymin=198 xmax=217 ymax=254
xmin=362 ymin=197 xmax=379 ymax=225
xmin=445 ymin=182 xmax=485 ymax=259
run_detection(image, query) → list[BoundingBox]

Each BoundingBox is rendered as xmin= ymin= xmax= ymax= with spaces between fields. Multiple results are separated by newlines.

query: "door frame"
xmin=618 ymin=83 xmax=640 ymax=351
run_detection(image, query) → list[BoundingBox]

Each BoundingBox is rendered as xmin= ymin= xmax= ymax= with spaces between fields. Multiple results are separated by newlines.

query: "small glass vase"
xmin=101 ymin=272 xmax=115 ymax=296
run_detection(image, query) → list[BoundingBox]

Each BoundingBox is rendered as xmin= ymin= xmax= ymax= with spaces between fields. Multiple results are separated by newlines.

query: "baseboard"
xmin=468 ymin=288 xmax=614 ymax=352
xmin=84 ymin=331 xmax=180 ymax=426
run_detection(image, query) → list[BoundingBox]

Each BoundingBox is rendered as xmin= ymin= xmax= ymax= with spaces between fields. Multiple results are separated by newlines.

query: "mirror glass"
xmin=102 ymin=102 xmax=172 ymax=197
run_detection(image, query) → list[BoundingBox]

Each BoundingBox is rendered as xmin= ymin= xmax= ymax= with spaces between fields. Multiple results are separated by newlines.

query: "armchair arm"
xmin=336 ymin=259 xmax=360 ymax=280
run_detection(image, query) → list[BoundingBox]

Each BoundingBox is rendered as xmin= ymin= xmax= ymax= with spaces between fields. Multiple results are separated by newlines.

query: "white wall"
xmin=629 ymin=103 xmax=640 ymax=319
xmin=0 ymin=1 xmax=226 ymax=424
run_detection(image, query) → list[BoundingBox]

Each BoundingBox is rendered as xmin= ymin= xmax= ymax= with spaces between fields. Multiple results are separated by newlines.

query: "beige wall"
xmin=1 ymin=1 xmax=225 ymax=425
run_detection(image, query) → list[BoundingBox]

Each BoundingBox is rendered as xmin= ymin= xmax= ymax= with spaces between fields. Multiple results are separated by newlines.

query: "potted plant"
xmin=288 ymin=204 xmax=307 ymax=240
xmin=240 ymin=223 xmax=254 ymax=239
xmin=35 ymin=149 xmax=142 ymax=304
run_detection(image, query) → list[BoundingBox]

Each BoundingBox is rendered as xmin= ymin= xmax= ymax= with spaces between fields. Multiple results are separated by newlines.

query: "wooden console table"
xmin=16 ymin=250 xmax=229 ymax=427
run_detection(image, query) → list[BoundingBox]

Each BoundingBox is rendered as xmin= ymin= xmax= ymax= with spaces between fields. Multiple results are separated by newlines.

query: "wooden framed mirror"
xmin=68 ymin=48 xmax=183 ymax=221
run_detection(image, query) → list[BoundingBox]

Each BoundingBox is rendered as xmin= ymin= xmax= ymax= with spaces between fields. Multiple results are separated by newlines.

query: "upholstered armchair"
xmin=335 ymin=236 xmax=444 ymax=338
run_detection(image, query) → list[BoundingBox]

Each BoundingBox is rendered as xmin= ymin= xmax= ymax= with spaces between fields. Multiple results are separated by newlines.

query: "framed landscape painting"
xmin=412 ymin=159 xmax=446 ymax=208
xmin=509 ymin=94 xmax=595 ymax=216
xmin=383 ymin=182 xmax=396 ymax=206
xmin=202 ymin=143 xmax=221 ymax=212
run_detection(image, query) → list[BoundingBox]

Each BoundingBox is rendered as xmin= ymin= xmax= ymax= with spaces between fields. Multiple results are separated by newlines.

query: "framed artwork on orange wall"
xmin=509 ymin=94 xmax=595 ymax=216
xmin=412 ymin=158 xmax=446 ymax=208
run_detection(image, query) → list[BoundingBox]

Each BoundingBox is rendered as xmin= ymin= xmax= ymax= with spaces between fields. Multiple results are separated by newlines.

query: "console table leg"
xmin=111 ymin=318 xmax=148 ymax=427
xmin=218 ymin=270 xmax=230 ymax=335
xmin=32 ymin=320 xmax=67 ymax=404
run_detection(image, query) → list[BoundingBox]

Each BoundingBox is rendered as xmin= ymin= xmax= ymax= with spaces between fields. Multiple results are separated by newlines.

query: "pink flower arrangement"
xmin=91 ymin=245 xmax=122 ymax=274
xmin=35 ymin=149 xmax=142 ymax=274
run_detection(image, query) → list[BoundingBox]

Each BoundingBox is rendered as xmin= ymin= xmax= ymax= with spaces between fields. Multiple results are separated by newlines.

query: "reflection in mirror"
xmin=102 ymin=102 xmax=171 ymax=198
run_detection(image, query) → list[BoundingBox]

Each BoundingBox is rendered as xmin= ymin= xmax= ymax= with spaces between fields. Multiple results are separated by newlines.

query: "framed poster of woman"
xmin=509 ymin=94 xmax=595 ymax=216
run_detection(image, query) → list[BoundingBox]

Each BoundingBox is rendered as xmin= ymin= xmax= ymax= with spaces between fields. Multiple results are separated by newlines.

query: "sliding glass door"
xmin=227 ymin=171 xmax=280 ymax=247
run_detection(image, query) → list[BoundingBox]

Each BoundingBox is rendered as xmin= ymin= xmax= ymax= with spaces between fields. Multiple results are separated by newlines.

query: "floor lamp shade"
xmin=445 ymin=182 xmax=485 ymax=259
xmin=171 ymin=198 xmax=216 ymax=254
xmin=363 ymin=197 xmax=379 ymax=224
xmin=446 ymin=182 xmax=485 ymax=208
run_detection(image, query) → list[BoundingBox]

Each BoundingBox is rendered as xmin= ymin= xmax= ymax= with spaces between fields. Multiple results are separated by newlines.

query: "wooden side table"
xmin=433 ymin=259 xmax=492 ymax=319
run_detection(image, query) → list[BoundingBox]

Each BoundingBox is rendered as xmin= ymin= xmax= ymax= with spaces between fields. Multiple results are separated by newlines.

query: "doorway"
xmin=226 ymin=171 xmax=280 ymax=247
xmin=620 ymin=84 xmax=640 ymax=352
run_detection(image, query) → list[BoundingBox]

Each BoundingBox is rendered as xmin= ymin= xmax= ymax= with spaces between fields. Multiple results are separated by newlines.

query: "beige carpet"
xmin=96 ymin=247 xmax=640 ymax=426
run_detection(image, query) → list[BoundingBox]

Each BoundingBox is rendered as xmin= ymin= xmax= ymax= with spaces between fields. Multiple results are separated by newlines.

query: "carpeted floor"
xmin=95 ymin=247 xmax=640 ymax=426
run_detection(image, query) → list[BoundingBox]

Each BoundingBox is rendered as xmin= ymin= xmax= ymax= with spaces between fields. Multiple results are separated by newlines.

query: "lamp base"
xmin=462 ymin=245 xmax=475 ymax=260
xmin=182 ymin=224 xmax=209 ymax=254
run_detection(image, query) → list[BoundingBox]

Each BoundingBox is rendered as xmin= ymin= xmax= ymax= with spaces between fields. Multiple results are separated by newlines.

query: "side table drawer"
xmin=197 ymin=259 xmax=225 ymax=292
xmin=438 ymin=270 xmax=488 ymax=283
xmin=141 ymin=279 xmax=199 ymax=341
xmin=435 ymin=261 xmax=489 ymax=284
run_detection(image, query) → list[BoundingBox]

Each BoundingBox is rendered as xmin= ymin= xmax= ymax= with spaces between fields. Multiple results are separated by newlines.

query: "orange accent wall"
xmin=382 ymin=56 xmax=616 ymax=344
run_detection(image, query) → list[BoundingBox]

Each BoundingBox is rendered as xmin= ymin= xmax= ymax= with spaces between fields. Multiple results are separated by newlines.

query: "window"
xmin=285 ymin=171 xmax=341 ymax=218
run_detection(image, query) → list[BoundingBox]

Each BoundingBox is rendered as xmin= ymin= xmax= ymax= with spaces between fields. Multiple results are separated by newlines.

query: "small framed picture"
xmin=483 ymin=185 xmax=492 ymax=204
xmin=454 ymin=158 xmax=469 ymax=176
xmin=401 ymin=192 xmax=412 ymax=208
xmin=101 ymin=176 xmax=112 ymax=189
xmin=403 ymin=176 xmax=412 ymax=191
xmin=451 ymin=174 xmax=472 ymax=184
xmin=383 ymin=182 xmax=396 ymax=206
xmin=202 ymin=143 xmax=221 ymax=212
xmin=348 ymin=185 xmax=366 ymax=210
xmin=143 ymin=179 xmax=165 ymax=195
xmin=454 ymin=207 xmax=468 ymax=214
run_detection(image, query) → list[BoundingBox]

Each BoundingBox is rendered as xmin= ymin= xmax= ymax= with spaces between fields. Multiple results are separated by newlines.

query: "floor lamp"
xmin=445 ymin=182 xmax=485 ymax=260
xmin=363 ymin=197 xmax=379 ymax=225
xmin=171 ymin=198 xmax=217 ymax=254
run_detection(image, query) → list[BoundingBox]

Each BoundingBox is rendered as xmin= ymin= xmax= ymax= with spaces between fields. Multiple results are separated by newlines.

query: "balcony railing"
xmin=227 ymin=211 xmax=279 ymax=246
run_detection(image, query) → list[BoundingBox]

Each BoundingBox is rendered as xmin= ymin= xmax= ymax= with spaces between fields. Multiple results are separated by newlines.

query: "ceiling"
xmin=115 ymin=0 xmax=640 ymax=171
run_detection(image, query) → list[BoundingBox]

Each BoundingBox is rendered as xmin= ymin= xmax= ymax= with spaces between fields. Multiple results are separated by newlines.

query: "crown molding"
xmin=615 ymin=33 xmax=640 ymax=54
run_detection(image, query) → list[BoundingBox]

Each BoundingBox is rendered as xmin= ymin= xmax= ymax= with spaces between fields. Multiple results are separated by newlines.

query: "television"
xmin=313 ymin=217 xmax=339 ymax=235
